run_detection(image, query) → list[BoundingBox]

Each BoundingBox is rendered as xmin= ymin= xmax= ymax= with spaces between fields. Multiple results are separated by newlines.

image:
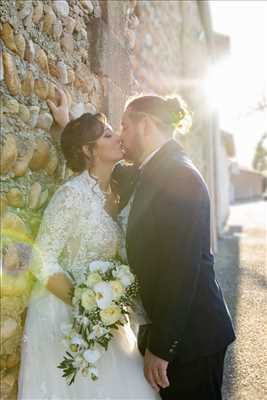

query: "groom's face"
xmin=120 ymin=111 xmax=144 ymax=163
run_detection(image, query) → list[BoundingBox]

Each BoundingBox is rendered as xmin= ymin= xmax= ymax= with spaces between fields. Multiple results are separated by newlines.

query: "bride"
xmin=18 ymin=91 xmax=159 ymax=399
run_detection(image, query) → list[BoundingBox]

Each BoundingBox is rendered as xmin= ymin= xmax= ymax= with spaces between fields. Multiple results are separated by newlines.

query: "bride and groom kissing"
xmin=18 ymin=90 xmax=235 ymax=400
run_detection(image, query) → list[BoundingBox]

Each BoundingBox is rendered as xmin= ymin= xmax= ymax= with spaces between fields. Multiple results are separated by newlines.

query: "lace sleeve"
xmin=30 ymin=185 xmax=80 ymax=286
xmin=128 ymin=296 xmax=151 ymax=336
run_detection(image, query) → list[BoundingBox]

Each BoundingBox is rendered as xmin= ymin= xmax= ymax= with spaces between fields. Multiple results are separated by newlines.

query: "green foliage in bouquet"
xmin=58 ymin=260 xmax=139 ymax=385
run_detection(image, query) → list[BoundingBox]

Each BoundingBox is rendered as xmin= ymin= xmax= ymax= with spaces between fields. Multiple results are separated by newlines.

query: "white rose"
xmin=81 ymin=289 xmax=97 ymax=311
xmin=112 ymin=265 xmax=135 ymax=287
xmin=94 ymin=282 xmax=114 ymax=309
xmin=86 ymin=272 xmax=102 ymax=288
xmin=83 ymin=345 xmax=105 ymax=363
xmin=119 ymin=272 xmax=135 ymax=288
xmin=89 ymin=261 xmax=112 ymax=273
xmin=114 ymin=270 xmax=134 ymax=288
xmin=100 ymin=305 xmax=122 ymax=326
xmin=113 ymin=264 xmax=130 ymax=277
xmin=111 ymin=280 xmax=125 ymax=300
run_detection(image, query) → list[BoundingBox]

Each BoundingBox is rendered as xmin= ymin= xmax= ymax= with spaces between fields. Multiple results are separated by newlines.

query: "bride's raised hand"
xmin=47 ymin=88 xmax=70 ymax=129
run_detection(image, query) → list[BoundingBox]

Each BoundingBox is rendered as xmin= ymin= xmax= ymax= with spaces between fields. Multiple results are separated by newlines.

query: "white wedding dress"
xmin=18 ymin=170 xmax=159 ymax=400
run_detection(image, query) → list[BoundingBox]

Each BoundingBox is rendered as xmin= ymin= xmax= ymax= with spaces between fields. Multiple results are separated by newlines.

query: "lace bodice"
xmin=31 ymin=170 xmax=124 ymax=285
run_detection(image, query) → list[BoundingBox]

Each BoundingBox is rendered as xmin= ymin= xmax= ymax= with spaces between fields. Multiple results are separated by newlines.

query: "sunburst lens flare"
xmin=1 ymin=227 xmax=37 ymax=298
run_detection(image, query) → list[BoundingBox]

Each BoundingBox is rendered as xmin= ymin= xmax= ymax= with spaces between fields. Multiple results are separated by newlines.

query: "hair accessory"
xmin=171 ymin=109 xmax=193 ymax=135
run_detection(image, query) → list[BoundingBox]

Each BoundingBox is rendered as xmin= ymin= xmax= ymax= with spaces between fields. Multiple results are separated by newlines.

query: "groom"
xmin=117 ymin=95 xmax=236 ymax=400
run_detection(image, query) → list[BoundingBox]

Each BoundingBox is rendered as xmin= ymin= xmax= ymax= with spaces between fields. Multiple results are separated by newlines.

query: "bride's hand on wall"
xmin=47 ymin=88 xmax=70 ymax=129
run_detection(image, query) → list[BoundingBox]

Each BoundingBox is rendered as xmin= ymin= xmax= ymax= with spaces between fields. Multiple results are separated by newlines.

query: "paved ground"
xmin=214 ymin=200 xmax=267 ymax=400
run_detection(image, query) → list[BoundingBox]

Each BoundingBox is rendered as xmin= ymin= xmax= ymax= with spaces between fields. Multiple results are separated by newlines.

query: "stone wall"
xmin=0 ymin=1 xmax=214 ymax=398
xmin=0 ymin=1 xmax=106 ymax=398
xmin=131 ymin=0 xmax=211 ymax=177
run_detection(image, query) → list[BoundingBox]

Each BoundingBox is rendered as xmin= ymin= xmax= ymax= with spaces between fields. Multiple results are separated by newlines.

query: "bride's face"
xmin=93 ymin=124 xmax=123 ymax=164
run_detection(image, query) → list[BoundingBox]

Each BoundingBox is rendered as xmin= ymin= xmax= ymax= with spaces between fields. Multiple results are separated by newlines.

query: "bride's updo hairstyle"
xmin=61 ymin=112 xmax=107 ymax=173
xmin=125 ymin=94 xmax=191 ymax=137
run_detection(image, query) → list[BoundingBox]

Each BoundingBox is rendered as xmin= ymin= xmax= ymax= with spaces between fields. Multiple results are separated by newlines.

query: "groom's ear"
xmin=143 ymin=115 xmax=155 ymax=137
xmin=140 ymin=115 xmax=150 ymax=137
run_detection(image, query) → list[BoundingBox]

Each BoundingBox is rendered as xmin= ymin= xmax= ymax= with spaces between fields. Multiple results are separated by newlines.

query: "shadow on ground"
xmin=215 ymin=225 xmax=241 ymax=399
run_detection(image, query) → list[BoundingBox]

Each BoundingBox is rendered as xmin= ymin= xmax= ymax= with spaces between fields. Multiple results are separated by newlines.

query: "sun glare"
xmin=209 ymin=1 xmax=267 ymax=132
xmin=202 ymin=56 xmax=264 ymax=126
xmin=202 ymin=61 xmax=236 ymax=117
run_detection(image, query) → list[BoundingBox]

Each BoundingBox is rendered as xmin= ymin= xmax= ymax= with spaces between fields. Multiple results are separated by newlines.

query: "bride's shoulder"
xmin=59 ymin=170 xmax=87 ymax=191
xmin=50 ymin=175 xmax=84 ymax=208
xmin=54 ymin=170 xmax=98 ymax=205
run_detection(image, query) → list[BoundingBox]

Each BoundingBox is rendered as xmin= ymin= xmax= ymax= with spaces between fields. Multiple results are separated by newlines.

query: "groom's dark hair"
xmin=125 ymin=94 xmax=189 ymax=135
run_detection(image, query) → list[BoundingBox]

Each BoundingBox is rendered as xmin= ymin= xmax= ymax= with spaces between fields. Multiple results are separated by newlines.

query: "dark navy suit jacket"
xmin=113 ymin=140 xmax=235 ymax=363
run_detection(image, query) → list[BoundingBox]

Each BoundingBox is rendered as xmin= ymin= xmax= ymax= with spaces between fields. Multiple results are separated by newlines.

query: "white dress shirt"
xmin=138 ymin=145 xmax=163 ymax=171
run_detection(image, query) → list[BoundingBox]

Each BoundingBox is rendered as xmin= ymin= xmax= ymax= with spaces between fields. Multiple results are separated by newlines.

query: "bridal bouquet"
xmin=58 ymin=260 xmax=138 ymax=385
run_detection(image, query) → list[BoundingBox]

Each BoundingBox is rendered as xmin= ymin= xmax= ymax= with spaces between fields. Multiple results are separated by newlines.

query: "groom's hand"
xmin=144 ymin=349 xmax=170 ymax=392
